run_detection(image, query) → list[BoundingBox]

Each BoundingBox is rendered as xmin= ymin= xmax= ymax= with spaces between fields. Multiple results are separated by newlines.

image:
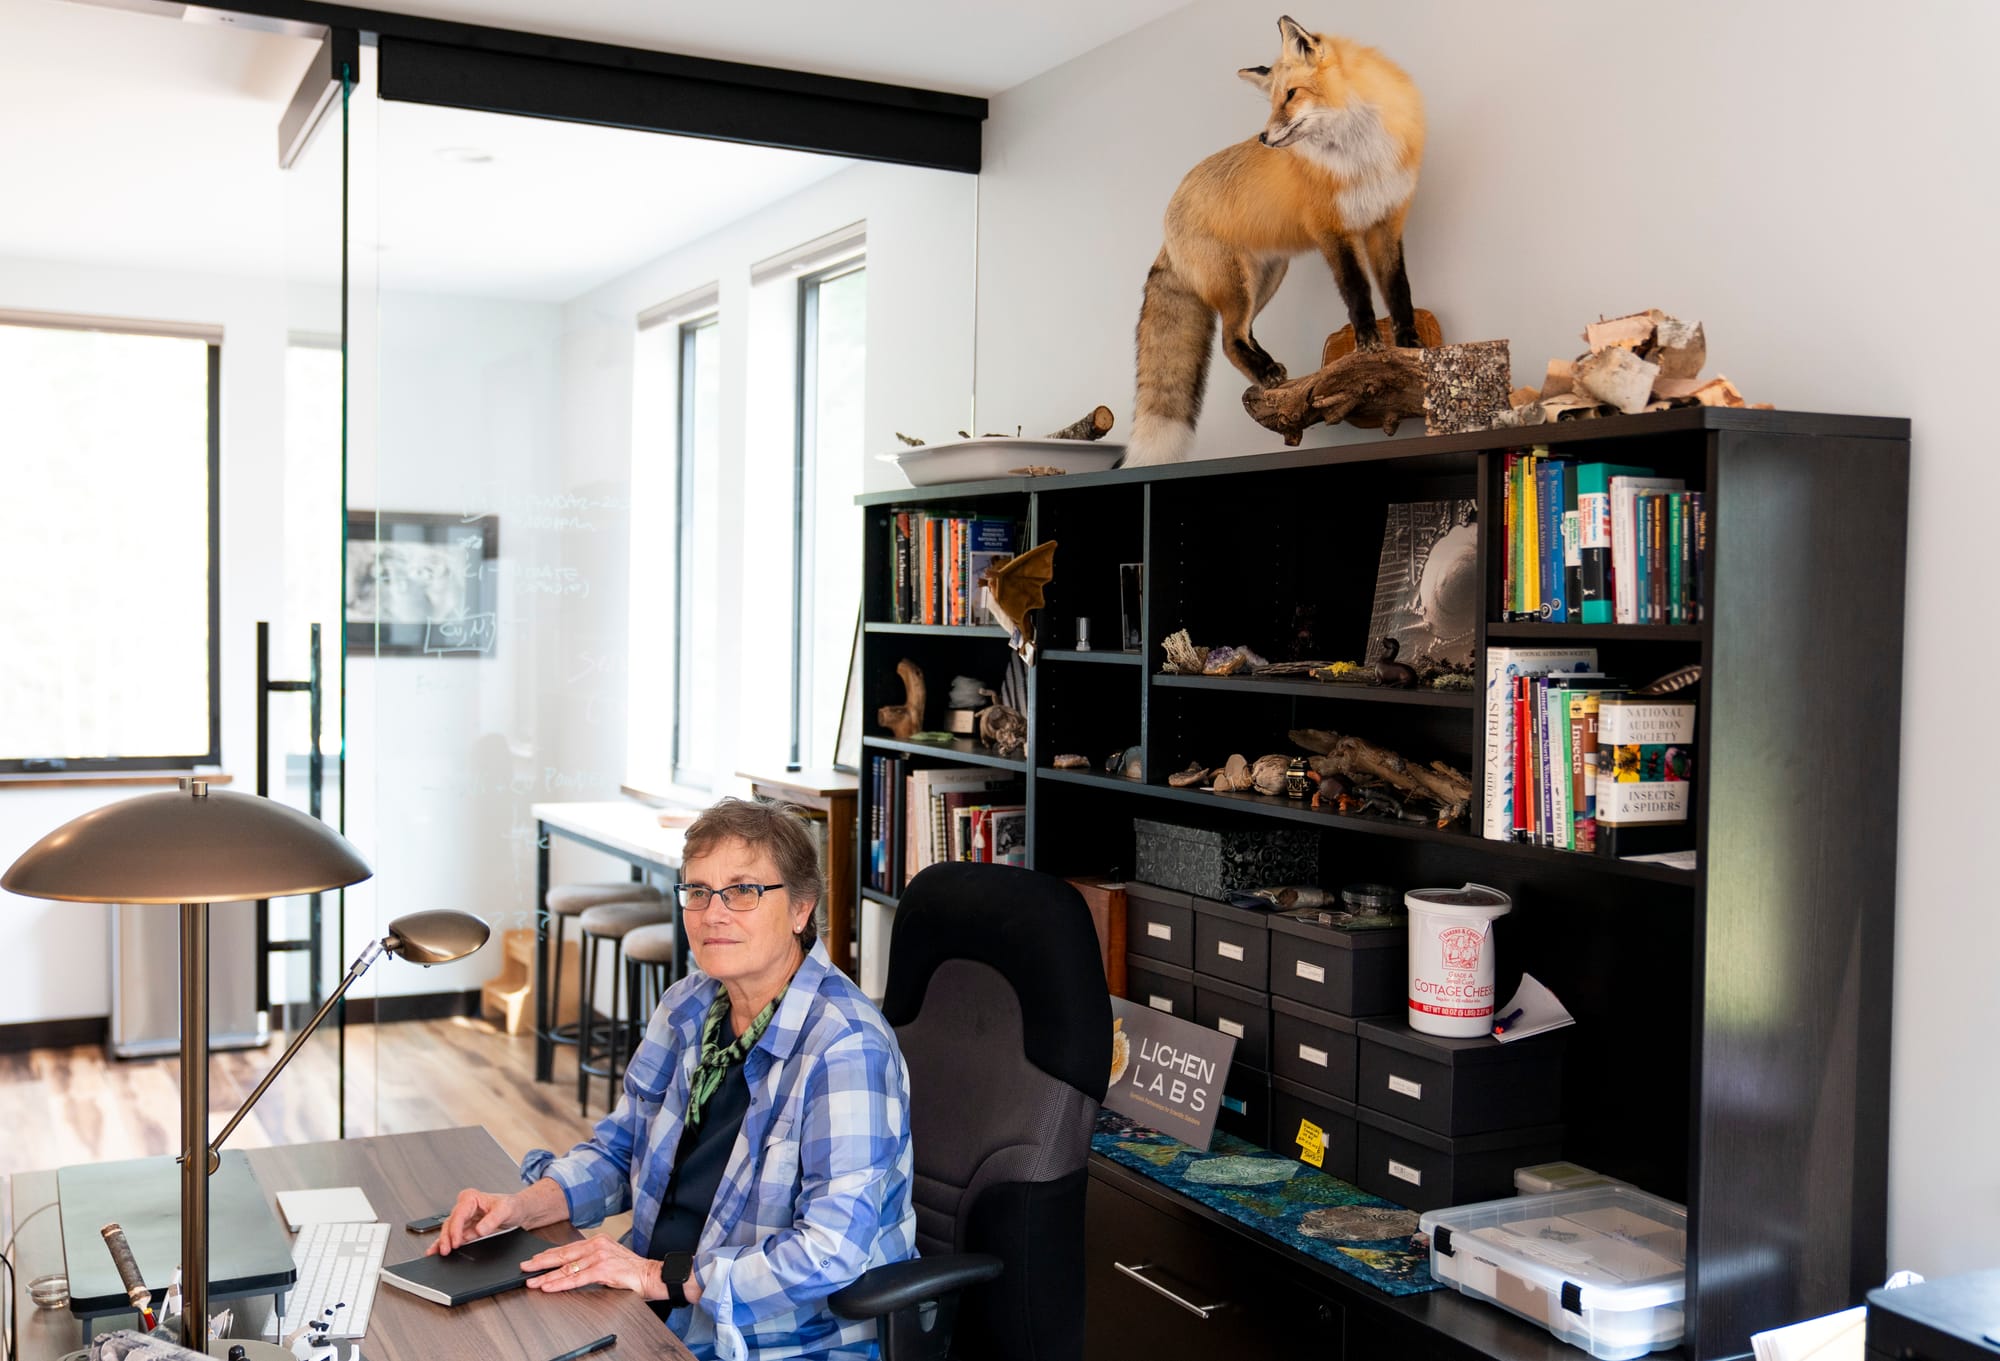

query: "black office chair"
xmin=830 ymin=862 xmax=1112 ymax=1361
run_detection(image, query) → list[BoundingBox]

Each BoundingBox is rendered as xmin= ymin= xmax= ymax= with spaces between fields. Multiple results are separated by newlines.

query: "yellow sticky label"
xmin=1295 ymin=1118 xmax=1326 ymax=1167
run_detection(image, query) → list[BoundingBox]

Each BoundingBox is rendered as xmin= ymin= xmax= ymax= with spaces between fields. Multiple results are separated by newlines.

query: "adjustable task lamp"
xmin=2 ymin=780 xmax=490 ymax=1352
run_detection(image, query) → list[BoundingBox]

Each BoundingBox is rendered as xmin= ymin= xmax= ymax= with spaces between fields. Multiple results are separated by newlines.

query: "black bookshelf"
xmin=855 ymin=407 xmax=1909 ymax=1361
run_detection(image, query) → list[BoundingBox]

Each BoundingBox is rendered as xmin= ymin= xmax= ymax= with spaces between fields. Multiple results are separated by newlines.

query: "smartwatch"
xmin=659 ymin=1251 xmax=696 ymax=1309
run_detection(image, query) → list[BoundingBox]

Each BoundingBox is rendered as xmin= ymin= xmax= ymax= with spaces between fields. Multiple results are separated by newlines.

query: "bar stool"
xmin=541 ymin=881 xmax=666 ymax=1063
xmin=623 ymin=922 xmax=681 ymax=1033
xmin=577 ymin=900 xmax=673 ymax=1114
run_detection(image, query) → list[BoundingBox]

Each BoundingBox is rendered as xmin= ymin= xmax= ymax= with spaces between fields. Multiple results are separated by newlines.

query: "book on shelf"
xmin=1576 ymin=461 xmax=1647 ymax=623
xmin=866 ymin=754 xmax=905 ymax=893
xmin=1545 ymin=674 xmax=1621 ymax=851
xmin=903 ymin=768 xmax=1021 ymax=880
xmin=1594 ymin=695 xmax=1697 ymax=857
xmin=1510 ymin=456 xmax=1706 ymax=626
xmin=941 ymin=784 xmax=1024 ymax=861
xmin=1608 ymin=472 xmax=1683 ymax=624
xmin=886 ymin=511 xmax=1019 ymax=626
xmin=969 ymin=803 xmax=1027 ymax=865
xmin=1481 ymin=647 xmax=1597 ymax=841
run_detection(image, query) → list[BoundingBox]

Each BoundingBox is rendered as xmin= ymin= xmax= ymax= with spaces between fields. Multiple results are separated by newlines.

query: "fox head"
xmin=1239 ymin=15 xmax=1351 ymax=149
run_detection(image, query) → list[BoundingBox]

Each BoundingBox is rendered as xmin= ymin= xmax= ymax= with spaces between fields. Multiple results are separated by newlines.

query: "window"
xmin=626 ymin=287 xmax=720 ymax=798
xmin=281 ymin=336 xmax=344 ymax=759
xmin=0 ymin=315 xmax=219 ymax=770
xmin=675 ymin=315 xmax=722 ymax=786
xmin=791 ymin=258 xmax=866 ymax=769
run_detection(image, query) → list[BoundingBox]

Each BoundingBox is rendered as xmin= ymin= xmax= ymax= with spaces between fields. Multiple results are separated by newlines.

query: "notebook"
xmin=377 ymin=1228 xmax=555 ymax=1307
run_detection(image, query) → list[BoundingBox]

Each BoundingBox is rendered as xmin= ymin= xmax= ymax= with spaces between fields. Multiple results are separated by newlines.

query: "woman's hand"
xmin=522 ymin=1235 xmax=697 ymax=1303
xmin=429 ymin=1187 xmax=525 ymax=1256
xmin=429 ymin=1179 xmax=569 ymax=1256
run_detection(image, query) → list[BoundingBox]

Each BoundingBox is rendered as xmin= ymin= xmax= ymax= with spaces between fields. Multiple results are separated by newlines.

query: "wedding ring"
xmin=570 ymin=1263 xmax=580 ymax=1275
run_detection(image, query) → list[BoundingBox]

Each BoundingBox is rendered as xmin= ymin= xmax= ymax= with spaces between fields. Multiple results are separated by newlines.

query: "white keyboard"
xmin=268 ymin=1221 xmax=390 ymax=1342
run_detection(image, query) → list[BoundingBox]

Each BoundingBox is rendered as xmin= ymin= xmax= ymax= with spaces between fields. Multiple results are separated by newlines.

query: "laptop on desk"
xmin=57 ymin=1152 xmax=297 ymax=1322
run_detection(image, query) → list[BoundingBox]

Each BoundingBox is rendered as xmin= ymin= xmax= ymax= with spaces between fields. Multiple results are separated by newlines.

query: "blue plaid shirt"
xmin=521 ymin=941 xmax=916 ymax=1361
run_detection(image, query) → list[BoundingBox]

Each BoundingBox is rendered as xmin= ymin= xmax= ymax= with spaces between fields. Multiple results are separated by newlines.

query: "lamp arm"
xmin=205 ymin=938 xmax=389 ymax=1168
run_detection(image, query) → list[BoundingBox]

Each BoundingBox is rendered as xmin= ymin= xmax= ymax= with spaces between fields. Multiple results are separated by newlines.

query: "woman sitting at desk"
xmin=431 ymin=798 xmax=916 ymax=1361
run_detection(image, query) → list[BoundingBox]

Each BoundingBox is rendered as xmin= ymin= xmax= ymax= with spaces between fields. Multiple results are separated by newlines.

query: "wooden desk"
xmin=736 ymin=769 xmax=859 ymax=976
xmin=7 ymin=1128 xmax=688 ymax=1361
xmin=531 ymin=801 xmax=687 ymax=1082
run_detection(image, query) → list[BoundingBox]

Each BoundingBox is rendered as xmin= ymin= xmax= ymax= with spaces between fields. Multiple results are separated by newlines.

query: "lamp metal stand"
xmin=180 ymin=899 xmax=212 ymax=1347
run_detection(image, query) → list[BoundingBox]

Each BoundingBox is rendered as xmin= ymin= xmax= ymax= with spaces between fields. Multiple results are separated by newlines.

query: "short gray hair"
xmin=683 ymin=797 xmax=826 ymax=951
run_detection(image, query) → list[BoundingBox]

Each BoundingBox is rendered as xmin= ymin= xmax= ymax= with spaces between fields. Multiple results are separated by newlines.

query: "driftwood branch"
xmin=876 ymin=658 xmax=927 ymax=739
xmin=1290 ymin=727 xmax=1473 ymax=825
xmin=1045 ymin=405 xmax=1116 ymax=441
xmin=1243 ymin=346 xmax=1428 ymax=445
xmin=1243 ymin=308 xmax=1442 ymax=446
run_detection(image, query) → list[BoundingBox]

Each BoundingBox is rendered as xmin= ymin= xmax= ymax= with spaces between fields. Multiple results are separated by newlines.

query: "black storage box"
xmin=1356 ymin=1019 xmax=1566 ymax=1136
xmin=1354 ymin=1106 xmax=1563 ymax=1214
xmin=1867 ymin=1270 xmax=2000 ymax=1361
xmin=1268 ymin=911 xmax=1406 ymax=1017
xmin=1132 ymin=818 xmax=1319 ymax=901
xmin=1125 ymin=955 xmax=1195 ymax=1021
xmin=1124 ymin=881 xmax=1196 ymax=969
xmin=1270 ymin=995 xmax=1359 ymax=1103
xmin=1270 ymin=1077 xmax=1358 ymax=1182
xmin=1191 ymin=895 xmax=1271 ymax=990
xmin=1217 ymin=1063 xmax=1272 ymax=1150
xmin=1194 ymin=974 xmax=1271 ymax=1071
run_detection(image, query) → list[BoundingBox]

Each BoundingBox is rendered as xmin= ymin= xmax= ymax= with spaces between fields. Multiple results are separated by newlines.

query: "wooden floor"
xmin=0 ymin=1016 xmax=634 ymax=1241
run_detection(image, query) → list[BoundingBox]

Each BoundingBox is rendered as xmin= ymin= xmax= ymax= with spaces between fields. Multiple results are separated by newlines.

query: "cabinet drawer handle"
xmin=1112 ymin=1261 xmax=1225 ymax=1319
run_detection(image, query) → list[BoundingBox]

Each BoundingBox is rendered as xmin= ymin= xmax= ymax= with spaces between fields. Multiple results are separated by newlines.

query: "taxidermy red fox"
xmin=1125 ymin=16 xmax=1425 ymax=465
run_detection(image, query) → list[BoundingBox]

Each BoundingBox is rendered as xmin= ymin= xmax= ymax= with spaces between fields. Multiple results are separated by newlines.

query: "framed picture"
xmin=344 ymin=510 xmax=500 ymax=658
xmin=832 ymin=613 xmax=862 ymax=773
xmin=1365 ymin=499 xmax=1477 ymax=668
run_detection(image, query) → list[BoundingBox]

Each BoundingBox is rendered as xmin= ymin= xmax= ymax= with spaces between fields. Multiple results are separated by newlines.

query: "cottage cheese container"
xmin=1404 ymin=883 xmax=1511 ymax=1038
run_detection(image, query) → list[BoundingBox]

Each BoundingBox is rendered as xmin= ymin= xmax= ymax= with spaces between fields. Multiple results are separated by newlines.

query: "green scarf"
xmin=684 ymin=990 xmax=779 ymax=1130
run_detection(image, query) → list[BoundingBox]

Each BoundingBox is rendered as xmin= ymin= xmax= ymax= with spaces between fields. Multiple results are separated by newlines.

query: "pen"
xmin=1493 ymin=1007 xmax=1524 ymax=1034
xmin=544 ymin=1334 xmax=616 ymax=1361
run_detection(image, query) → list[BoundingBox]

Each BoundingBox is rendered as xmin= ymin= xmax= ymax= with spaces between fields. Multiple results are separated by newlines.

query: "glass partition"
xmin=341 ymin=61 xmax=977 ymax=1143
xmin=0 ymin=4 xmax=356 ymax=1163
xmin=0 ymin=7 xmax=979 ymax=1167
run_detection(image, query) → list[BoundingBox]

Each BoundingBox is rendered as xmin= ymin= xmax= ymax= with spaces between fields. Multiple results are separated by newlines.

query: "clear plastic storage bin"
xmin=1419 ymin=1185 xmax=1687 ymax=1360
xmin=1514 ymin=1161 xmax=1621 ymax=1194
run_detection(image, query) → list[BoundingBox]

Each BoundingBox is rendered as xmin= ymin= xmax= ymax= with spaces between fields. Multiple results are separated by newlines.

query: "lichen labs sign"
xmin=1107 ymin=995 xmax=1238 ymax=1149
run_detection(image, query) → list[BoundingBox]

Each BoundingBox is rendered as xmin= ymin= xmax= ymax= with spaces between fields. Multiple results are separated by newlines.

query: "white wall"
xmin=972 ymin=0 xmax=1997 ymax=1280
xmin=0 ymin=256 xmax=289 ymax=1024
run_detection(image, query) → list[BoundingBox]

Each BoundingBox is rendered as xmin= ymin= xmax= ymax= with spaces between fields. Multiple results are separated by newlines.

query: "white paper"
xmin=1491 ymin=972 xmax=1576 ymax=1043
xmin=275 ymin=1186 xmax=378 ymax=1230
xmin=1624 ymin=849 xmax=1698 ymax=870
xmin=1749 ymin=1306 xmax=1865 ymax=1361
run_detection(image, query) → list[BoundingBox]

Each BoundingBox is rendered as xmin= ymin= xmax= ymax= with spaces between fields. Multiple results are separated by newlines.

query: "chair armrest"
xmin=828 ymin=1254 xmax=1004 ymax=1319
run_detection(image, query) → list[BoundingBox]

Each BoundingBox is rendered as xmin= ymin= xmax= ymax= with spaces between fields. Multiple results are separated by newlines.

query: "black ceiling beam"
xmin=202 ymin=0 xmax=986 ymax=173
xmin=377 ymin=35 xmax=982 ymax=172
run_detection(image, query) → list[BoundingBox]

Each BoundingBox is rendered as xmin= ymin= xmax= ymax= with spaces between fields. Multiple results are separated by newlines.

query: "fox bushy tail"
xmin=1126 ymin=250 xmax=1214 ymax=465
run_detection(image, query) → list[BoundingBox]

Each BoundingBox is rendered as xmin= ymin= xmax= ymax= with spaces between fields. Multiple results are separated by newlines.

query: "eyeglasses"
xmin=673 ymin=882 xmax=786 ymax=913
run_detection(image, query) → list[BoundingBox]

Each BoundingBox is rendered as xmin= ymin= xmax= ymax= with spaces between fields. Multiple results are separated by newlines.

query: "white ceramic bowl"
xmin=879 ymin=438 xmax=1125 ymax=487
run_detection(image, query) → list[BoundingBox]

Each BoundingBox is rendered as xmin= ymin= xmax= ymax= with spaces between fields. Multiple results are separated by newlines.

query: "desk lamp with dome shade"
xmin=2 ymin=780 xmax=490 ymax=1357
